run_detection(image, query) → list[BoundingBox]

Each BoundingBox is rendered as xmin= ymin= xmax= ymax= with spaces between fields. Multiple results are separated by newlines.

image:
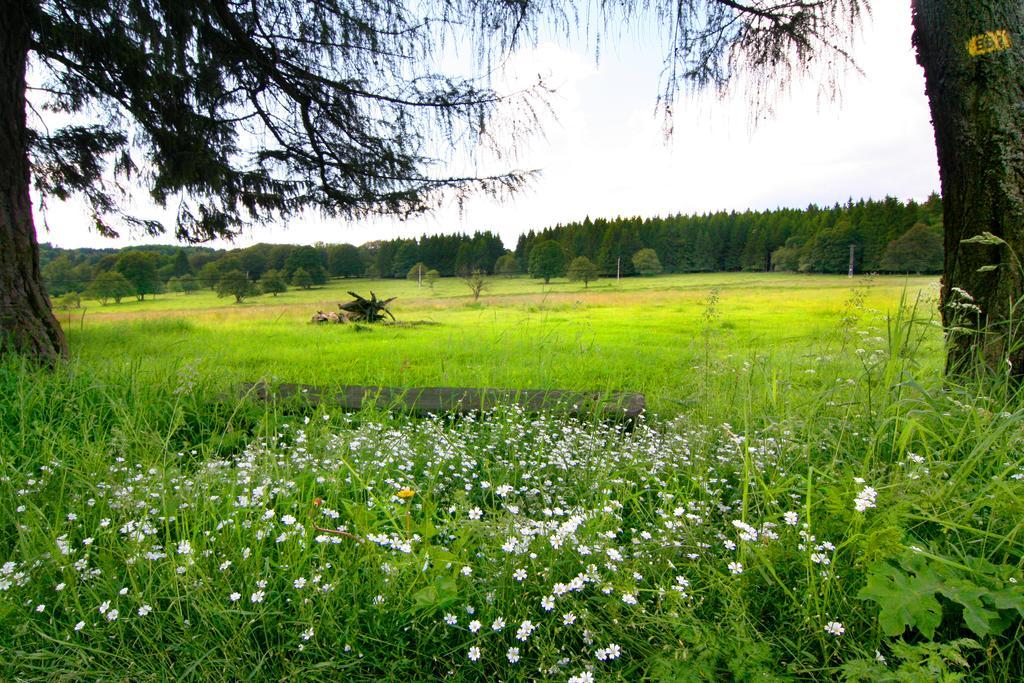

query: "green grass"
xmin=65 ymin=273 xmax=942 ymax=416
xmin=4 ymin=272 xmax=1023 ymax=681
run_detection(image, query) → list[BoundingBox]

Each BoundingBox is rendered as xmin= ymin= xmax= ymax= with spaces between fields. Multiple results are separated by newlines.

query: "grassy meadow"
xmin=5 ymin=272 xmax=1024 ymax=681
xmin=62 ymin=272 xmax=941 ymax=416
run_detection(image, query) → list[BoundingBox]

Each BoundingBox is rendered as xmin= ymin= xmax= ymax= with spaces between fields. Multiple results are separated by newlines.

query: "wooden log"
xmin=241 ymin=382 xmax=645 ymax=427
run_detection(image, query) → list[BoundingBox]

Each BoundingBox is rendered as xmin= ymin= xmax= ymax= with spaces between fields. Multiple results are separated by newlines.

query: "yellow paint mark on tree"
xmin=967 ymin=30 xmax=1012 ymax=57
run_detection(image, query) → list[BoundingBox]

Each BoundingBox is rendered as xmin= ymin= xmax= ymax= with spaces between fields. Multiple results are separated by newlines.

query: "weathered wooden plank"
xmin=241 ymin=381 xmax=645 ymax=424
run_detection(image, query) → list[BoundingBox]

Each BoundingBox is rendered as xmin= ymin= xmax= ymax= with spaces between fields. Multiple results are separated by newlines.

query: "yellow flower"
xmin=397 ymin=488 xmax=415 ymax=500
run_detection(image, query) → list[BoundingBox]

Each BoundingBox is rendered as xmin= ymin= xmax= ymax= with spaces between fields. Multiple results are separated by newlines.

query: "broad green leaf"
xmin=986 ymin=587 xmax=1024 ymax=616
xmin=938 ymin=579 xmax=998 ymax=637
xmin=858 ymin=562 xmax=944 ymax=639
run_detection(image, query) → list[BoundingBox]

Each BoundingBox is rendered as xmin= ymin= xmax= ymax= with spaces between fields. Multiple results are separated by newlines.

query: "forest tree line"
xmin=39 ymin=195 xmax=942 ymax=303
xmin=514 ymin=194 xmax=944 ymax=277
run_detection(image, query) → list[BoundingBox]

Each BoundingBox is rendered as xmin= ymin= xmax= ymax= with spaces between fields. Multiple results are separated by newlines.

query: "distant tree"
xmin=770 ymin=238 xmax=803 ymax=272
xmin=881 ymin=223 xmax=943 ymax=273
xmin=393 ymin=241 xmax=421 ymax=277
xmin=632 ymin=248 xmax=663 ymax=276
xmin=407 ymin=262 xmax=430 ymax=287
xmin=291 ymin=267 xmax=314 ymax=290
xmin=216 ymin=270 xmax=256 ymax=303
xmin=494 ymin=253 xmax=521 ymax=276
xmin=328 ymin=244 xmax=364 ymax=278
xmin=425 ymin=269 xmax=440 ymax=291
xmin=198 ymin=262 xmax=221 ymax=290
xmin=168 ymin=274 xmax=200 ymax=294
xmin=261 ymin=270 xmax=288 ymax=296
xmin=528 ymin=240 xmax=566 ymax=284
xmin=85 ymin=271 xmax=133 ymax=305
xmin=115 ymin=251 xmax=162 ymax=300
xmin=171 ymin=250 xmax=193 ymax=277
xmin=240 ymin=249 xmax=268 ymax=280
xmin=53 ymin=292 xmax=81 ymax=310
xmin=461 ymin=269 xmax=489 ymax=301
xmin=286 ymin=247 xmax=327 ymax=284
xmin=566 ymin=256 xmax=600 ymax=288
xmin=454 ymin=242 xmax=475 ymax=275
xmin=799 ymin=219 xmax=861 ymax=274
xmin=42 ymin=255 xmax=78 ymax=296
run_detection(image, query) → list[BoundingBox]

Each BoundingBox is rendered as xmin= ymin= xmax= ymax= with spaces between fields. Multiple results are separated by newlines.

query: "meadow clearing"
xmin=4 ymin=272 xmax=1024 ymax=681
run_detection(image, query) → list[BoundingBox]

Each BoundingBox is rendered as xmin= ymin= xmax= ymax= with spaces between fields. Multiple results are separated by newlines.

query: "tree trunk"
xmin=0 ymin=0 xmax=67 ymax=365
xmin=912 ymin=1 xmax=1024 ymax=375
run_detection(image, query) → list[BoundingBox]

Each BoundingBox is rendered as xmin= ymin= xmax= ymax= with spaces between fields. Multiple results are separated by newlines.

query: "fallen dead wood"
xmin=241 ymin=381 xmax=646 ymax=428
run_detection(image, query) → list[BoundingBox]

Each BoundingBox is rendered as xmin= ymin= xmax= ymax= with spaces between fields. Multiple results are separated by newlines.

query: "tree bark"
xmin=912 ymin=1 xmax=1024 ymax=375
xmin=0 ymin=0 xmax=67 ymax=365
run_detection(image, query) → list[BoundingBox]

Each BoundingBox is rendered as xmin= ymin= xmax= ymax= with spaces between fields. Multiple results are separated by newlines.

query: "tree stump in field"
xmin=311 ymin=292 xmax=396 ymax=324
xmin=339 ymin=291 xmax=395 ymax=322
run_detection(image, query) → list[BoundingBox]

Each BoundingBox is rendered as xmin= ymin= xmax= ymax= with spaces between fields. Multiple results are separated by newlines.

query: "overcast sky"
xmin=35 ymin=2 xmax=940 ymax=251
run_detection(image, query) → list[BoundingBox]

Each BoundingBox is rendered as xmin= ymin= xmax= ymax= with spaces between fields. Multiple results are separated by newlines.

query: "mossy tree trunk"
xmin=912 ymin=1 xmax=1024 ymax=375
xmin=0 ymin=0 xmax=67 ymax=365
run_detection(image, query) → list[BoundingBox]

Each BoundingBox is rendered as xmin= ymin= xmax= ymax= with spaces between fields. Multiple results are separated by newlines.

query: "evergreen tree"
xmin=171 ymin=250 xmax=193 ymax=277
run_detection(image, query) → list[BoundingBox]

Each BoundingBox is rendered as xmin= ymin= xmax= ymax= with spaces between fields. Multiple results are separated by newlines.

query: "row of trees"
xmin=40 ymin=195 xmax=943 ymax=302
xmin=39 ymin=234 xmax=497 ymax=300
xmin=515 ymin=195 xmax=944 ymax=276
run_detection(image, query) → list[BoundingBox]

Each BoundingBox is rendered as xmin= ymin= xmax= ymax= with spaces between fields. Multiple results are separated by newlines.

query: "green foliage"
xmin=799 ymin=218 xmax=862 ymax=273
xmin=285 ymin=247 xmax=327 ymax=285
xmin=198 ymin=262 xmax=222 ymax=289
xmin=42 ymin=255 xmax=79 ymax=295
xmin=115 ymin=251 xmax=163 ymax=300
xmin=171 ymin=250 xmax=193 ymax=277
xmin=53 ymin=292 xmax=81 ymax=310
xmin=327 ymin=243 xmax=363 ymax=278
xmin=85 ymin=270 xmax=133 ymax=304
xmin=770 ymin=237 xmax=803 ymax=272
xmin=460 ymin=269 xmax=488 ymax=300
xmin=881 ymin=223 xmax=943 ymax=273
xmin=494 ymin=253 xmax=521 ymax=276
xmin=260 ymin=269 xmax=287 ymax=296
xmin=168 ymin=273 xmax=200 ymax=294
xmin=215 ymin=270 xmax=256 ymax=303
xmin=291 ymin=267 xmax=314 ymax=289
xmin=425 ymin=269 xmax=440 ymax=290
xmin=514 ymin=195 xmax=943 ymax=275
xmin=18 ymin=274 xmax=1024 ymax=680
xmin=528 ymin=240 xmax=566 ymax=283
xmin=631 ymin=248 xmax=663 ymax=275
xmin=859 ymin=552 xmax=1024 ymax=640
xmin=566 ymin=255 xmax=600 ymax=287
xmin=842 ymin=639 xmax=982 ymax=682
xmin=407 ymin=262 xmax=430 ymax=286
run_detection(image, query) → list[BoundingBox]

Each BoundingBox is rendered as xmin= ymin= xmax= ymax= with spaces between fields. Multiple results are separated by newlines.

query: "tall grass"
xmin=1 ymin=278 xmax=1022 ymax=681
